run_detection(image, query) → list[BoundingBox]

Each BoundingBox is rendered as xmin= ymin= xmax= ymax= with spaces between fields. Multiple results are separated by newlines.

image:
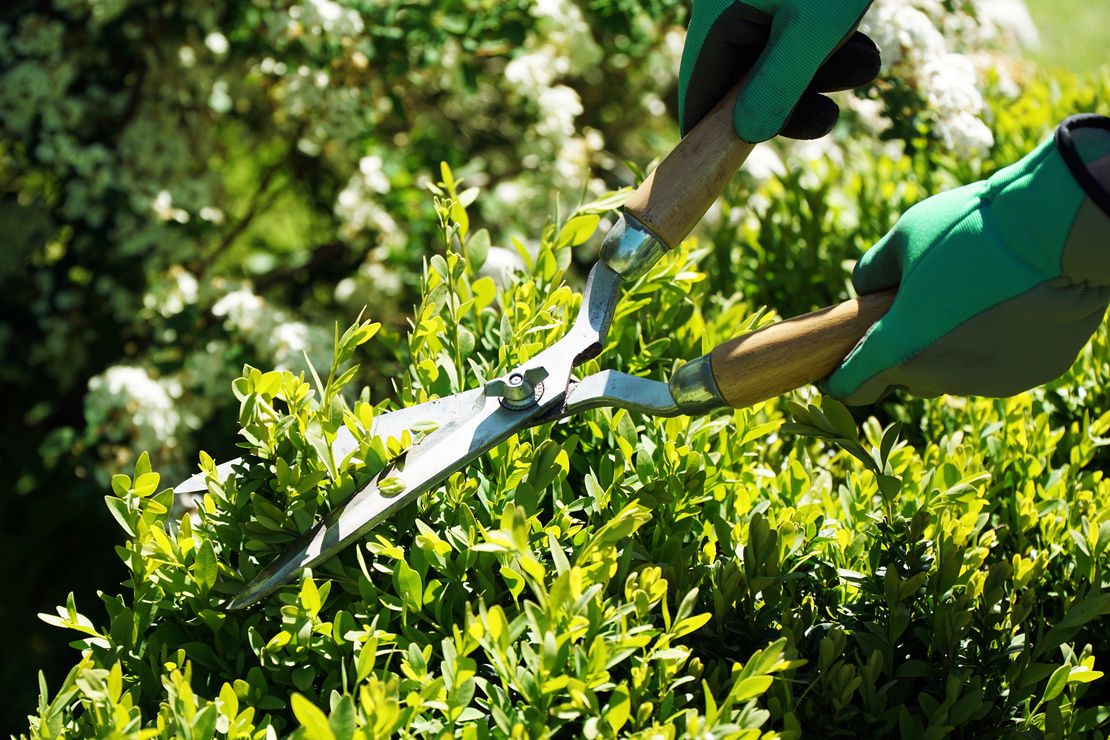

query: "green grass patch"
xmin=1024 ymin=0 xmax=1110 ymax=76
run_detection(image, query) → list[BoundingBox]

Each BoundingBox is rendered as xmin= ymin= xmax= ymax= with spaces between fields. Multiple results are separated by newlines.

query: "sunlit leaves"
xmin=35 ymin=161 xmax=1110 ymax=740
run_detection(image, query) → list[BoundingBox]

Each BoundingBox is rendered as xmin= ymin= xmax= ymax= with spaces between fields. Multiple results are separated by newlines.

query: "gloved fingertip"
xmin=851 ymin=230 xmax=907 ymax=295
xmin=808 ymin=31 xmax=882 ymax=93
xmin=732 ymin=99 xmax=784 ymax=144
xmin=779 ymin=93 xmax=838 ymax=140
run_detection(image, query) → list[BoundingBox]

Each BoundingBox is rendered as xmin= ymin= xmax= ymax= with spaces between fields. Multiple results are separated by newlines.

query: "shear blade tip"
xmin=225 ymin=593 xmax=257 ymax=611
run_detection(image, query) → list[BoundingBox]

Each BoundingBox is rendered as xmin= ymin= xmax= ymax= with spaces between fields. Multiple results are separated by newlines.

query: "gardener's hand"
xmin=679 ymin=0 xmax=880 ymax=140
xmin=827 ymin=115 xmax=1110 ymax=405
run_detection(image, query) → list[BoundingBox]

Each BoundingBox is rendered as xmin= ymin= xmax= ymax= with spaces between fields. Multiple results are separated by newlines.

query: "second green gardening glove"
xmin=827 ymin=114 xmax=1110 ymax=405
xmin=679 ymin=0 xmax=880 ymax=140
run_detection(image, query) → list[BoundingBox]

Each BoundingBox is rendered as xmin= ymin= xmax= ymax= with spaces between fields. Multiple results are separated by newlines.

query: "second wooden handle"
xmin=623 ymin=79 xmax=755 ymax=249
xmin=710 ymin=289 xmax=896 ymax=409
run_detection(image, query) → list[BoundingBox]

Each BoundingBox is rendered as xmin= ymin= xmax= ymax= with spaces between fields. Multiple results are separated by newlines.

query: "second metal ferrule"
xmin=668 ymin=354 xmax=728 ymax=416
xmin=599 ymin=213 xmax=668 ymax=281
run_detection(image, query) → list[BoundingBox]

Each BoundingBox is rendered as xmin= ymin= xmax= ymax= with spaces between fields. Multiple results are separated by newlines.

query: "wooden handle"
xmin=709 ymin=289 xmax=896 ymax=408
xmin=624 ymin=79 xmax=756 ymax=248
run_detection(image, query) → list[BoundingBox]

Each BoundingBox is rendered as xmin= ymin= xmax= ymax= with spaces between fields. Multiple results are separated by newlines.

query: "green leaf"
xmin=192 ymin=705 xmax=218 ymax=740
xmin=879 ymin=421 xmax=902 ymax=464
xmin=486 ymin=605 xmax=509 ymax=648
xmin=133 ymin=472 xmax=160 ymax=497
xmin=1070 ymin=528 xmax=1091 ymax=556
xmin=1043 ymin=664 xmax=1071 ymax=703
xmin=472 ymin=276 xmax=497 ymax=310
xmin=394 ymin=560 xmax=423 ymax=612
xmin=356 ymin=637 xmax=378 ymax=683
xmin=674 ymin=588 xmax=699 ymax=626
xmin=577 ymin=187 xmax=633 ymax=213
xmin=439 ymin=161 xmax=455 ymax=191
xmin=451 ymin=201 xmax=469 ymax=239
xmin=732 ymin=675 xmax=774 ymax=702
xmin=527 ymin=439 xmax=568 ymax=492
xmin=218 ymin=682 xmax=238 ymax=719
xmin=231 ymin=376 xmax=250 ymax=401
xmin=1037 ymin=595 xmax=1110 ymax=657
xmin=329 ymin=364 xmax=361 ymax=399
xmin=466 ymin=228 xmax=490 ymax=272
xmin=195 ymin=539 xmax=217 ymax=594
xmin=430 ymin=254 xmax=450 ymax=283
xmin=292 ymin=693 xmax=335 ymax=740
xmin=821 ymin=397 xmax=859 ymax=443
xmin=496 ymin=564 xmax=523 ymax=599
xmin=458 ymin=186 xmax=479 ymax=208
xmin=557 ymin=214 xmax=600 ymax=248
xmin=329 ymin=695 xmax=356 ymax=740
xmin=1069 ymin=666 xmax=1104 ymax=684
xmin=104 ymin=496 xmax=136 ymax=537
xmin=301 ymin=577 xmax=321 ymax=616
xmin=458 ymin=326 xmax=476 ymax=358
xmin=604 ymin=684 xmax=630 ymax=731
xmin=134 ymin=451 xmax=152 ymax=479
xmin=784 ymin=400 xmax=810 ymax=421
xmin=306 ymin=422 xmax=337 ymax=480
xmin=878 ymin=474 xmax=902 ymax=501
xmin=520 ymin=555 xmax=545 ymax=582
xmin=256 ymin=370 xmax=283 ymax=398
xmin=111 ymin=474 xmax=131 ymax=497
xmin=511 ymin=236 xmax=534 ymax=272
xmin=352 ymin=320 xmax=380 ymax=346
xmin=378 ymin=477 xmax=406 ymax=496
xmin=672 ymin=612 xmax=711 ymax=638
xmin=1045 ymin=698 xmax=1065 ymax=739
xmin=239 ymin=392 xmax=258 ymax=428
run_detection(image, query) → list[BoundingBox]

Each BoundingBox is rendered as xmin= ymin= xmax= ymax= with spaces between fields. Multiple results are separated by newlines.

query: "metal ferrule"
xmin=668 ymin=354 xmax=728 ymax=416
xmin=600 ymin=213 xmax=668 ymax=281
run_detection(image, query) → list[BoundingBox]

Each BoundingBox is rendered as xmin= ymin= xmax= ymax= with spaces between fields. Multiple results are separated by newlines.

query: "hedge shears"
xmin=175 ymin=81 xmax=894 ymax=610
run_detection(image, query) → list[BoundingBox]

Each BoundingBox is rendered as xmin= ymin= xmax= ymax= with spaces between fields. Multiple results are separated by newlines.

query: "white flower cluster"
xmin=336 ymin=155 xmax=398 ymax=243
xmin=259 ymin=0 xmax=373 ymax=162
xmin=502 ymin=0 xmax=603 ymax=193
xmin=212 ymin=287 xmax=333 ymax=374
xmin=1 ymin=0 xmax=360 ymax=431
xmin=858 ymin=0 xmax=1039 ymax=157
xmin=82 ymin=277 xmax=336 ymax=484
xmin=85 ymin=365 xmax=189 ymax=483
xmin=295 ymin=0 xmax=365 ymax=48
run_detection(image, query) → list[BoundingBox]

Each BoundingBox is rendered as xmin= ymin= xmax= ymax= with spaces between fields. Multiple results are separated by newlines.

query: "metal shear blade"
xmin=218 ymin=262 xmax=648 ymax=609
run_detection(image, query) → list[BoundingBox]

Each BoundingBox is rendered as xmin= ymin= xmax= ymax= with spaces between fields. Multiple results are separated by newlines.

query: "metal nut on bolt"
xmin=485 ymin=367 xmax=549 ymax=409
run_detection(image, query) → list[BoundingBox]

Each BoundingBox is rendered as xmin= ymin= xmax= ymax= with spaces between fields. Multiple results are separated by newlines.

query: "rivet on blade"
xmin=484 ymin=367 xmax=549 ymax=409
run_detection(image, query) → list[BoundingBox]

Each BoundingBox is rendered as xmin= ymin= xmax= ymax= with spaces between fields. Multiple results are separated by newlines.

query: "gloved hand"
xmin=827 ymin=114 xmax=1110 ymax=405
xmin=679 ymin=0 xmax=880 ymax=141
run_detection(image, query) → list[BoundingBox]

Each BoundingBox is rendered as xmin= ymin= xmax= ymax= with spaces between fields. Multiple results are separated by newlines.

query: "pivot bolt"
xmin=485 ymin=367 xmax=549 ymax=409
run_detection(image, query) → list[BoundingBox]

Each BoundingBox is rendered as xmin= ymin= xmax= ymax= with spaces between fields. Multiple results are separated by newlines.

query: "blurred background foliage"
xmin=0 ymin=0 xmax=1107 ymax=733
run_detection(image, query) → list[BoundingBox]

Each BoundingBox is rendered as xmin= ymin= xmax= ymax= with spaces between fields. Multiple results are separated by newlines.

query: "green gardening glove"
xmin=679 ymin=0 xmax=880 ymax=140
xmin=827 ymin=114 xmax=1110 ymax=405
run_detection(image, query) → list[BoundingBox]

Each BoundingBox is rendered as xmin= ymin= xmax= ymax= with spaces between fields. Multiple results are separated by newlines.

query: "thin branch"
xmin=200 ymin=124 xmax=306 ymax=276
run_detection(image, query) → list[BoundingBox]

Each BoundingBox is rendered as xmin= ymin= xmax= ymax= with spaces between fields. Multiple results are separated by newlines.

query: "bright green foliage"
xmin=3 ymin=0 xmax=1103 ymax=726
xmin=25 ymin=136 xmax=1110 ymax=737
xmin=12 ymin=7 xmax=1110 ymax=735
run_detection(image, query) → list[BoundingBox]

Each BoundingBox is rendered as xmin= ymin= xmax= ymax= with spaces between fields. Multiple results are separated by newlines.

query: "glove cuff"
xmin=1056 ymin=114 xmax=1110 ymax=218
